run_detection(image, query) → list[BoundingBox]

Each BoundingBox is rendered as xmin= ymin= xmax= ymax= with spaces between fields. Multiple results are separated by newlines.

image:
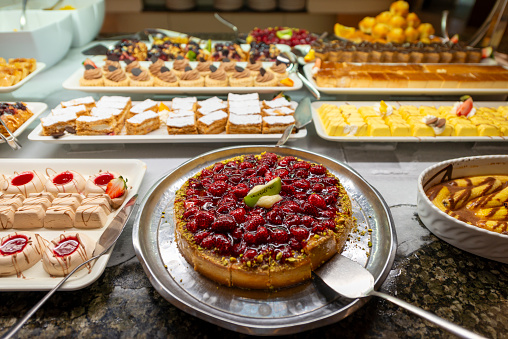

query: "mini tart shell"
xmin=104 ymin=77 xmax=130 ymax=87
xmin=79 ymin=77 xmax=104 ymax=87
xmin=229 ymin=76 xmax=254 ymax=87
xmin=254 ymin=77 xmax=279 ymax=87
xmin=204 ymin=75 xmax=228 ymax=87
xmin=42 ymin=232 xmax=95 ymax=276
xmin=45 ymin=170 xmax=86 ymax=196
xmin=174 ymin=154 xmax=354 ymax=289
xmin=179 ymin=77 xmax=205 ymax=87
xmin=154 ymin=77 xmax=179 ymax=87
xmin=269 ymin=70 xmax=289 ymax=81
xmin=0 ymin=231 xmax=47 ymax=277
xmin=129 ymin=76 xmax=154 ymax=87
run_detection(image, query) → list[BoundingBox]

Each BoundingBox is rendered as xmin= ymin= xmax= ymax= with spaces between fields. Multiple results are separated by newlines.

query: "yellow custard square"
xmin=436 ymin=124 xmax=454 ymax=136
xmin=358 ymin=107 xmax=378 ymax=118
xmin=453 ymin=124 xmax=478 ymax=136
xmin=477 ymin=124 xmax=501 ymax=136
xmin=389 ymin=123 xmax=411 ymax=136
xmin=368 ymin=123 xmax=391 ymax=136
xmin=419 ymin=106 xmax=438 ymax=116
xmin=411 ymin=123 xmax=434 ymax=136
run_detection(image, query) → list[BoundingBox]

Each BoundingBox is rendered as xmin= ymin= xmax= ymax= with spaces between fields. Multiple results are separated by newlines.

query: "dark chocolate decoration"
xmin=275 ymin=59 xmax=281 ymax=66
xmin=259 ymin=68 xmax=266 ymax=76
xmin=235 ymin=66 xmax=244 ymax=72
xmin=150 ymin=55 xmax=159 ymax=63
xmin=222 ymin=49 xmax=230 ymax=57
xmin=131 ymin=68 xmax=142 ymax=76
xmin=124 ymin=59 xmax=133 ymax=65
xmin=223 ymin=57 xmax=230 ymax=62
xmin=160 ymin=66 xmax=170 ymax=73
xmin=199 ymin=57 xmax=205 ymax=62
xmin=65 ymin=126 xmax=77 ymax=134
xmin=249 ymin=57 xmax=256 ymax=64
xmin=107 ymin=54 xmax=120 ymax=61
xmin=184 ymin=66 xmax=192 ymax=72
xmin=84 ymin=64 xmax=95 ymax=70
xmin=177 ymin=55 xmax=184 ymax=60
xmin=108 ymin=65 xmax=118 ymax=72
xmin=209 ymin=65 xmax=218 ymax=72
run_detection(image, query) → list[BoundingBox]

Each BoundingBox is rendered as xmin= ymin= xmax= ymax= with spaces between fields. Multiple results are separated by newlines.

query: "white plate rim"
xmin=0 ymin=102 xmax=47 ymax=144
xmin=0 ymin=62 xmax=46 ymax=93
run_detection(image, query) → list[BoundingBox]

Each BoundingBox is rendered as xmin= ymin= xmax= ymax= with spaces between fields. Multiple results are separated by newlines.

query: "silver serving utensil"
xmin=441 ymin=10 xmax=450 ymax=42
xmin=214 ymin=13 xmax=245 ymax=44
xmin=19 ymin=0 xmax=28 ymax=30
xmin=314 ymin=255 xmax=487 ymax=339
xmin=0 ymin=195 xmax=138 ymax=339
xmin=0 ymin=120 xmax=22 ymax=150
xmin=277 ymin=55 xmax=320 ymax=99
xmin=276 ymin=97 xmax=312 ymax=147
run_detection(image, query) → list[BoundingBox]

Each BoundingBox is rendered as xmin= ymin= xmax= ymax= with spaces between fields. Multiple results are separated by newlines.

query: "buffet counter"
xmin=0 ymin=42 xmax=506 ymax=338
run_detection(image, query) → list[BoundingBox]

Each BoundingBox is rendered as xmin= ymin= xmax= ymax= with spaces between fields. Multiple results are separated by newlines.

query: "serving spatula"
xmin=314 ymin=255 xmax=486 ymax=339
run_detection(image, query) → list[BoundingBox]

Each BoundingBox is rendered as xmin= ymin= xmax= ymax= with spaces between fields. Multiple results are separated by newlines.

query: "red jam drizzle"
xmin=53 ymin=171 xmax=74 ymax=185
xmin=11 ymin=172 xmax=34 ymax=186
xmin=0 ymin=235 xmax=28 ymax=255
xmin=94 ymin=173 xmax=114 ymax=186
xmin=53 ymin=236 xmax=80 ymax=257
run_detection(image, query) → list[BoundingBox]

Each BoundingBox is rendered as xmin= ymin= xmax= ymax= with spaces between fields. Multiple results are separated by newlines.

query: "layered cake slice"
xmin=262 ymin=115 xmax=295 ymax=133
xmin=166 ymin=115 xmax=197 ymax=135
xmin=126 ymin=111 xmax=160 ymax=135
xmin=196 ymin=110 xmax=228 ymax=134
xmin=263 ymin=106 xmax=295 ymax=116
xmin=262 ymin=97 xmax=291 ymax=109
xmin=91 ymin=107 xmax=125 ymax=134
xmin=226 ymin=114 xmax=262 ymax=134
xmin=40 ymin=113 xmax=77 ymax=136
xmin=196 ymin=100 xmax=228 ymax=119
xmin=172 ymin=97 xmax=197 ymax=112
xmin=61 ymin=96 xmax=96 ymax=111
xmin=128 ymin=99 xmax=159 ymax=119
xmin=51 ymin=104 xmax=88 ymax=118
xmin=76 ymin=113 xmax=115 ymax=135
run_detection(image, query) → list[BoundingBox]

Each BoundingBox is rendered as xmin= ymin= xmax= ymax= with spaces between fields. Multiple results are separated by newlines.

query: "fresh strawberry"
xmin=256 ymin=164 xmax=269 ymax=176
xmin=312 ymin=222 xmax=327 ymax=234
xmin=208 ymin=180 xmax=228 ymax=196
xmin=293 ymin=161 xmax=311 ymax=170
xmin=281 ymin=184 xmax=296 ymax=195
xmin=216 ymin=202 xmax=236 ymax=214
xmin=289 ymin=237 xmax=302 ymax=250
xmin=322 ymin=177 xmax=338 ymax=186
xmin=295 ymin=169 xmax=309 ymax=179
xmin=106 ymin=176 xmax=127 ymax=199
xmin=239 ymin=162 xmax=254 ymax=169
xmin=293 ymin=179 xmax=310 ymax=190
xmin=281 ymin=201 xmax=301 ymax=213
xmin=308 ymin=194 xmax=326 ymax=209
xmin=201 ymin=235 xmax=215 ymax=249
xmin=230 ymin=208 xmax=247 ymax=223
xmin=194 ymin=210 xmax=214 ymax=228
xmin=183 ymin=206 xmax=200 ymax=219
xmin=303 ymin=202 xmax=318 ymax=216
xmin=243 ymin=248 xmax=258 ymax=260
xmin=213 ymin=174 xmax=228 ymax=182
xmin=186 ymin=220 xmax=198 ymax=233
xmin=231 ymin=228 xmax=243 ymax=240
xmin=193 ymin=230 xmax=211 ymax=245
xmin=211 ymin=215 xmax=236 ymax=232
xmin=455 ymin=97 xmax=473 ymax=117
xmin=270 ymin=228 xmax=289 ymax=244
xmin=324 ymin=194 xmax=338 ymax=206
xmin=233 ymin=183 xmax=250 ymax=198
xmin=290 ymin=226 xmax=309 ymax=241
xmin=266 ymin=209 xmax=283 ymax=225
xmin=278 ymin=156 xmax=296 ymax=167
xmin=312 ymin=183 xmax=325 ymax=192
xmin=284 ymin=214 xmax=301 ymax=227
xmin=232 ymin=242 xmax=246 ymax=256
xmin=213 ymin=163 xmax=224 ymax=173
xmin=274 ymin=168 xmax=289 ymax=178
xmin=83 ymin=58 xmax=97 ymax=69
xmin=243 ymin=232 xmax=257 ymax=244
xmin=310 ymin=165 xmax=326 ymax=175
xmin=255 ymin=226 xmax=269 ymax=244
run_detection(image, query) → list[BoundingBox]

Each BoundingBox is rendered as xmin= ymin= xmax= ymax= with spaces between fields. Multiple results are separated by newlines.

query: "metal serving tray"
xmin=132 ymin=145 xmax=397 ymax=335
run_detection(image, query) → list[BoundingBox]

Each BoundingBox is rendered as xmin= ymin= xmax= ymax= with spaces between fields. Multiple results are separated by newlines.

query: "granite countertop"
xmin=0 ymin=42 xmax=507 ymax=338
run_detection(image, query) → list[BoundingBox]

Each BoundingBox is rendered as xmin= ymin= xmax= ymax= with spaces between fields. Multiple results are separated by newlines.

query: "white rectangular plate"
xmin=63 ymin=61 xmax=302 ymax=94
xmin=302 ymin=63 xmax=508 ymax=95
xmin=0 ymin=158 xmax=146 ymax=291
xmin=0 ymin=102 xmax=47 ymax=144
xmin=28 ymin=100 xmax=307 ymax=144
xmin=312 ymin=100 xmax=508 ymax=142
xmin=0 ymin=62 xmax=46 ymax=93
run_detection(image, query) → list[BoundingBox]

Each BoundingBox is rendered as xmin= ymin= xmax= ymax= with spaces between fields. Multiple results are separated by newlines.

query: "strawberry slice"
xmin=456 ymin=97 xmax=473 ymax=117
xmin=82 ymin=58 xmax=97 ymax=69
xmin=106 ymin=176 xmax=127 ymax=199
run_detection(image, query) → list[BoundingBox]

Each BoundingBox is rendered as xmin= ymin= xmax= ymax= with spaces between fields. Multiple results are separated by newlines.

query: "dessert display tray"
xmin=0 ymin=102 xmax=47 ymax=145
xmin=312 ymin=101 xmax=508 ymax=142
xmin=302 ymin=63 xmax=508 ymax=95
xmin=133 ymin=145 xmax=397 ymax=335
xmin=0 ymin=158 xmax=146 ymax=291
xmin=62 ymin=61 xmax=302 ymax=94
xmin=0 ymin=62 xmax=46 ymax=93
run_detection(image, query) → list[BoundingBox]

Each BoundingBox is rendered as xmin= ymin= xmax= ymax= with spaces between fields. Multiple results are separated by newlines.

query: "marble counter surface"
xmin=0 ymin=42 xmax=507 ymax=338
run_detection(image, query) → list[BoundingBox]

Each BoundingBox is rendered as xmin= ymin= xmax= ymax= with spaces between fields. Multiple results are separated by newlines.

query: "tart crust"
xmin=174 ymin=153 xmax=354 ymax=289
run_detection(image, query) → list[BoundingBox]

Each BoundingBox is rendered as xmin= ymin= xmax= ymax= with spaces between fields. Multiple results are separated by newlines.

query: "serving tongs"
xmin=276 ymin=97 xmax=312 ymax=147
xmin=0 ymin=119 xmax=22 ymax=150
xmin=214 ymin=13 xmax=246 ymax=44
xmin=277 ymin=55 xmax=320 ymax=100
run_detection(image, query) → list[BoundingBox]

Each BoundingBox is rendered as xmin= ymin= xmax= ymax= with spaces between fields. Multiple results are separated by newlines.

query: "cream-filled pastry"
xmin=1 ymin=171 xmax=46 ymax=197
xmin=0 ymin=231 xmax=47 ymax=277
xmin=45 ymin=170 xmax=86 ymax=196
xmin=84 ymin=171 xmax=119 ymax=195
xmin=42 ymin=232 xmax=95 ymax=276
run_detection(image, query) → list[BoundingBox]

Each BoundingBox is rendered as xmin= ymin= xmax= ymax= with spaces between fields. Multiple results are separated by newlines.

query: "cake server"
xmin=276 ymin=97 xmax=312 ymax=147
xmin=1 ymin=194 xmax=138 ymax=339
xmin=313 ymin=255 xmax=486 ymax=339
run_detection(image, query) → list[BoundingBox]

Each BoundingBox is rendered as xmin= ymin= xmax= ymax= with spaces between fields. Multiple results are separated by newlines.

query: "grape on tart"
xmin=174 ymin=152 xmax=353 ymax=289
xmin=0 ymin=231 xmax=47 ymax=277
xmin=42 ymin=232 xmax=95 ymax=276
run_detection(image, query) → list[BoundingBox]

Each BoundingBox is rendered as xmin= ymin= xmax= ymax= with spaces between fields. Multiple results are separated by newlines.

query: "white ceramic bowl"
xmin=417 ymin=155 xmax=508 ymax=263
xmin=0 ymin=9 xmax=73 ymax=67
xmin=53 ymin=0 xmax=105 ymax=47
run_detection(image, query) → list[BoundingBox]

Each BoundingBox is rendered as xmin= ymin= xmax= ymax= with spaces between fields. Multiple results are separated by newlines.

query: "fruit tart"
xmin=174 ymin=152 xmax=354 ymax=289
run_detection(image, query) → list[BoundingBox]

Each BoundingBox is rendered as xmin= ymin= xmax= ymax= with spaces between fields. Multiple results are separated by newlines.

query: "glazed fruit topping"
xmin=53 ymin=171 xmax=74 ymax=185
xmin=94 ymin=172 xmax=115 ymax=186
xmin=53 ymin=236 xmax=80 ymax=257
xmin=180 ymin=153 xmax=343 ymax=265
xmin=106 ymin=176 xmax=127 ymax=199
xmin=0 ymin=235 xmax=28 ymax=255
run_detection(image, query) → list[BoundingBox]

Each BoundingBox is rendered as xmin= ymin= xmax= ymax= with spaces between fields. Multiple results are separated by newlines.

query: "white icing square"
xmin=198 ymin=110 xmax=228 ymax=126
xmin=166 ymin=115 xmax=195 ymax=127
xmin=229 ymin=113 xmax=262 ymax=125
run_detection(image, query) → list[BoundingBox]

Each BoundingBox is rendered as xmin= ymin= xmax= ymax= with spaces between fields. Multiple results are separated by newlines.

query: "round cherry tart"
xmin=45 ymin=170 xmax=86 ymax=196
xmin=42 ymin=232 xmax=95 ymax=276
xmin=0 ymin=231 xmax=47 ymax=277
xmin=174 ymin=152 xmax=353 ymax=289
xmin=84 ymin=171 xmax=128 ymax=209
xmin=1 ymin=171 xmax=46 ymax=197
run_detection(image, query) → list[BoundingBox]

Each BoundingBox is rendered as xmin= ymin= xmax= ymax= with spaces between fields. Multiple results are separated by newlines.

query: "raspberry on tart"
xmin=174 ymin=152 xmax=354 ymax=289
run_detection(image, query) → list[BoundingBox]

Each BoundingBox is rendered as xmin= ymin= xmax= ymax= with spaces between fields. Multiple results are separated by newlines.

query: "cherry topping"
xmin=53 ymin=236 xmax=80 ymax=257
xmin=94 ymin=172 xmax=115 ymax=186
xmin=53 ymin=171 xmax=74 ymax=185
xmin=0 ymin=235 xmax=28 ymax=255
xmin=11 ymin=172 xmax=34 ymax=186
